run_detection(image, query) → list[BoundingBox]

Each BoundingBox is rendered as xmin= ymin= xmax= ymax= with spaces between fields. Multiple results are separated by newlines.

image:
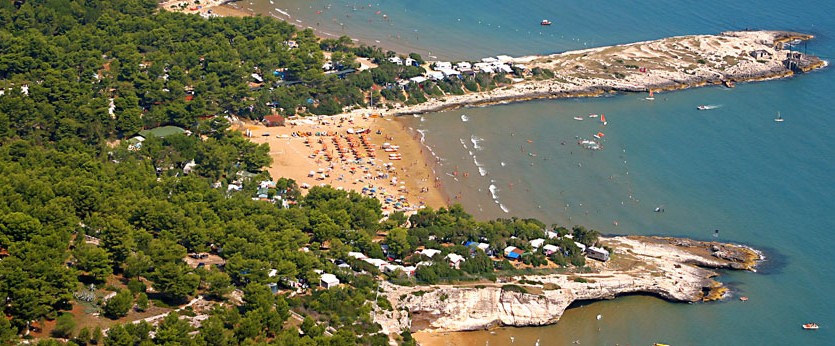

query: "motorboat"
xmin=697 ymin=105 xmax=709 ymax=110
xmin=802 ymin=323 xmax=819 ymax=330
xmin=573 ymin=116 xmax=584 ymax=121
xmin=588 ymin=114 xmax=599 ymax=118
xmin=541 ymin=19 xmax=552 ymax=25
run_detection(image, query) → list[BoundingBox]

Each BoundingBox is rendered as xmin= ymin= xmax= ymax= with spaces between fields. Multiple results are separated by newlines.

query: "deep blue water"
xmin=253 ymin=1 xmax=835 ymax=344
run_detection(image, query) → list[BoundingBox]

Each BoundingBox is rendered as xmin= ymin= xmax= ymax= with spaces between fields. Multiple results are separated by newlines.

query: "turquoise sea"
xmin=246 ymin=1 xmax=835 ymax=344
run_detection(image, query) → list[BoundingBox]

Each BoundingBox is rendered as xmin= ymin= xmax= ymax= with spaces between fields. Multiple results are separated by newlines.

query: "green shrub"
xmin=51 ymin=313 xmax=76 ymax=338
xmin=500 ymin=284 xmax=528 ymax=294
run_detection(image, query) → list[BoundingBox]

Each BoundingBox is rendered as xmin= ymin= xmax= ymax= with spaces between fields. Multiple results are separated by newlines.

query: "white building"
xmin=473 ymin=62 xmax=495 ymax=73
xmin=586 ymin=247 xmax=610 ymax=261
xmin=427 ymin=71 xmax=445 ymax=80
xmin=445 ymin=253 xmax=466 ymax=269
xmin=574 ymin=242 xmax=587 ymax=252
xmin=434 ymin=61 xmax=452 ymax=70
xmin=363 ymin=258 xmax=389 ymax=271
xmin=419 ymin=248 xmax=442 ymax=258
xmin=388 ymin=56 xmax=404 ymax=65
xmin=320 ymin=273 xmax=340 ymax=289
xmin=438 ymin=68 xmax=461 ymax=78
xmin=543 ymin=244 xmax=560 ymax=256
xmin=530 ymin=238 xmax=545 ymax=249
xmin=347 ymin=252 xmax=367 ymax=260
xmin=409 ymin=76 xmax=428 ymax=84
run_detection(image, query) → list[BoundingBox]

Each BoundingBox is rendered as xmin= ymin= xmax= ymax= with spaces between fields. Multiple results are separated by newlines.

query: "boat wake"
xmin=470 ymin=135 xmax=484 ymax=150
xmin=472 ymin=155 xmax=487 ymax=176
xmin=487 ymin=181 xmax=509 ymax=213
xmin=274 ymin=8 xmax=290 ymax=17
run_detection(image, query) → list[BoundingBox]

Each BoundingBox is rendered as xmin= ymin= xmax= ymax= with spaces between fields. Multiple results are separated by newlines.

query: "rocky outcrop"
xmin=392 ymin=31 xmax=824 ymax=117
xmin=375 ymin=236 xmax=761 ymax=334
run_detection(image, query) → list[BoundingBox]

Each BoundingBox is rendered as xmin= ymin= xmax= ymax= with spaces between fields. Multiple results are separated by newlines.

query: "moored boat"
xmin=540 ymin=19 xmax=552 ymax=25
xmin=802 ymin=323 xmax=819 ymax=330
xmin=774 ymin=111 xmax=784 ymax=122
xmin=573 ymin=116 xmax=584 ymax=121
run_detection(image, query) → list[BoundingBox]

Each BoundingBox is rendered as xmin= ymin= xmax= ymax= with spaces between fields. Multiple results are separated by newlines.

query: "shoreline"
xmin=375 ymin=236 xmax=763 ymax=343
xmin=225 ymin=28 xmax=823 ymax=251
xmin=234 ymin=113 xmax=449 ymax=213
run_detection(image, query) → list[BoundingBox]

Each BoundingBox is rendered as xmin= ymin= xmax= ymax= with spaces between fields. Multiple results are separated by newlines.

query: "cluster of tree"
xmin=370 ymin=206 xmax=607 ymax=285
xmin=0 ymin=1 xmax=588 ymax=344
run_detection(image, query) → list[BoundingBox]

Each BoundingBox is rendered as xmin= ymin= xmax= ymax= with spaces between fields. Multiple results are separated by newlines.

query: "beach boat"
xmin=802 ymin=323 xmax=819 ymax=330
xmin=774 ymin=111 xmax=784 ymax=122
xmin=573 ymin=116 xmax=584 ymax=121
xmin=646 ymin=89 xmax=655 ymax=100
xmin=600 ymin=114 xmax=607 ymax=126
xmin=540 ymin=19 xmax=552 ymax=25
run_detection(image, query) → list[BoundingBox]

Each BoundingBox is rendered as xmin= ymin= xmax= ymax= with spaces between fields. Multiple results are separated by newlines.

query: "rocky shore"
xmin=392 ymin=30 xmax=824 ymax=116
xmin=374 ymin=236 xmax=762 ymax=334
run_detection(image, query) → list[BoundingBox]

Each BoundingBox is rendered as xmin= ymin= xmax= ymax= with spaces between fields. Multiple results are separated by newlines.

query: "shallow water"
xmin=249 ymin=0 xmax=835 ymax=344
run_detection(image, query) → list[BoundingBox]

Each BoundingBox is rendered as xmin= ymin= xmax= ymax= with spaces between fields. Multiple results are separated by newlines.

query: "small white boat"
xmin=645 ymin=89 xmax=655 ymax=100
xmin=774 ymin=111 xmax=784 ymax=122
xmin=697 ymin=105 xmax=709 ymax=110
xmin=802 ymin=323 xmax=819 ymax=330
xmin=573 ymin=116 xmax=584 ymax=121
xmin=540 ymin=19 xmax=552 ymax=26
xmin=588 ymin=114 xmax=599 ymax=118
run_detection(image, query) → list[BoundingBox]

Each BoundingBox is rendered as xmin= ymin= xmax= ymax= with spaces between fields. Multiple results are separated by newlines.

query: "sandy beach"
xmin=236 ymin=112 xmax=447 ymax=213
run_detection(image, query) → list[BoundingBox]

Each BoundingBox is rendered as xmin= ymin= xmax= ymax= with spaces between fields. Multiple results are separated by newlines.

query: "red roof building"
xmin=263 ymin=115 xmax=286 ymax=127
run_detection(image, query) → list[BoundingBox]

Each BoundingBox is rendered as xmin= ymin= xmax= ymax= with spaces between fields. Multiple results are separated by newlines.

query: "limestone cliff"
xmin=374 ymin=236 xmax=761 ymax=334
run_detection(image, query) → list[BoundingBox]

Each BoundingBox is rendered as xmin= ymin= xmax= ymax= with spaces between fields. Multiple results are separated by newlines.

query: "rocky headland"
xmin=393 ymin=30 xmax=824 ymax=116
xmin=374 ymin=236 xmax=761 ymax=334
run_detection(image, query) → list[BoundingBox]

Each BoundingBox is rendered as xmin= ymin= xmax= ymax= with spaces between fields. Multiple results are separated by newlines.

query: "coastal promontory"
xmin=396 ymin=30 xmax=824 ymax=115
xmin=374 ymin=236 xmax=761 ymax=334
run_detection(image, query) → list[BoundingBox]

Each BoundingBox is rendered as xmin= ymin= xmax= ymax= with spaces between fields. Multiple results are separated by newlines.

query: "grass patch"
xmin=500 ymin=284 xmax=528 ymax=294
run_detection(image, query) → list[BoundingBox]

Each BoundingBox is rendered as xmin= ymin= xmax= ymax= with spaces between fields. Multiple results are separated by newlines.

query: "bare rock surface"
xmin=374 ymin=236 xmax=762 ymax=334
